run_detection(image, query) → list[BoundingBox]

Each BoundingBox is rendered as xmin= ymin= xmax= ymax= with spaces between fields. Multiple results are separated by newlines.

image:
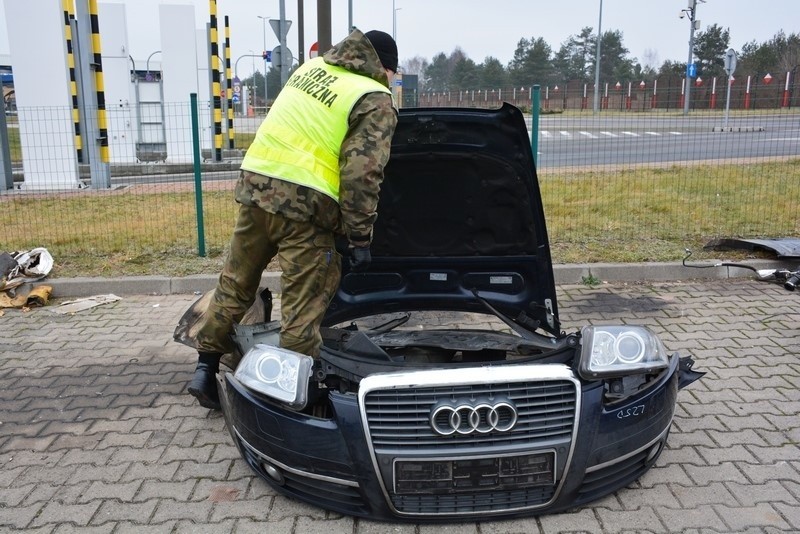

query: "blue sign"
xmin=264 ymin=50 xmax=272 ymax=63
xmin=687 ymin=63 xmax=697 ymax=78
xmin=232 ymin=76 xmax=241 ymax=103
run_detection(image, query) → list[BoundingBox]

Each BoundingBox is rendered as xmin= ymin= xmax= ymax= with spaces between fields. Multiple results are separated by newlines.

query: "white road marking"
xmin=536 ymin=130 xmax=687 ymax=139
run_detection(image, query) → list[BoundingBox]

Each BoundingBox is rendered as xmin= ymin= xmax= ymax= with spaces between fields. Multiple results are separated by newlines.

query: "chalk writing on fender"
xmin=616 ymin=405 xmax=646 ymax=419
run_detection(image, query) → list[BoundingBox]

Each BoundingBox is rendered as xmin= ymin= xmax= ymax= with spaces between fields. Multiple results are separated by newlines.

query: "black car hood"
xmin=323 ymin=103 xmax=560 ymax=337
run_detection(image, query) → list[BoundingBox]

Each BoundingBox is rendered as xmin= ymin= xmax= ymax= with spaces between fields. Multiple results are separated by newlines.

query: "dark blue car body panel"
xmin=219 ymin=354 xmax=680 ymax=521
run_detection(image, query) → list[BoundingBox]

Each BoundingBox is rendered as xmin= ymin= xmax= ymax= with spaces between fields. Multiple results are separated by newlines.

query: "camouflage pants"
xmin=194 ymin=204 xmax=342 ymax=358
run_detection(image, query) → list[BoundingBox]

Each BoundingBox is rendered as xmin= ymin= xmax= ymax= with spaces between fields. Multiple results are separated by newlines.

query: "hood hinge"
xmin=545 ymin=298 xmax=555 ymax=330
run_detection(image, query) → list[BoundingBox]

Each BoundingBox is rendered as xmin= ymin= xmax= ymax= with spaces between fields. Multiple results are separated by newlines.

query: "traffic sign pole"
xmin=271 ymin=1 xmax=291 ymax=87
xmin=232 ymin=76 xmax=242 ymax=114
xmin=724 ymin=48 xmax=737 ymax=127
xmin=683 ymin=0 xmax=700 ymax=116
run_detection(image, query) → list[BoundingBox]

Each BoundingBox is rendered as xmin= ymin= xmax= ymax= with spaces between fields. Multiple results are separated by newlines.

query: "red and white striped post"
xmin=710 ymin=77 xmax=717 ymax=109
xmin=782 ymin=71 xmax=791 ymax=107
xmin=638 ymin=80 xmax=646 ymax=110
xmin=744 ymin=75 xmax=752 ymax=109
xmin=680 ymin=78 xmax=685 ymax=109
xmin=626 ymin=81 xmax=632 ymax=110
xmin=651 ymin=79 xmax=658 ymax=109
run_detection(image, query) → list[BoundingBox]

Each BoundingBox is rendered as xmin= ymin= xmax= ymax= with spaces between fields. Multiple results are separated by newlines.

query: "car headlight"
xmin=577 ymin=325 xmax=669 ymax=379
xmin=233 ymin=344 xmax=313 ymax=410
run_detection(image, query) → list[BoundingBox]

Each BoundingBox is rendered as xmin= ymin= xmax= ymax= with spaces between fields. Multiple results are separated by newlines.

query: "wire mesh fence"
xmin=415 ymin=74 xmax=800 ymax=112
xmin=1 ymin=93 xmax=798 ymax=271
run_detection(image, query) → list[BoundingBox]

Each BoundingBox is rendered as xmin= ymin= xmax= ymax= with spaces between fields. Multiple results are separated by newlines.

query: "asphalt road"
xmin=532 ymin=114 xmax=800 ymax=168
xmin=104 ymin=113 xmax=799 ymax=186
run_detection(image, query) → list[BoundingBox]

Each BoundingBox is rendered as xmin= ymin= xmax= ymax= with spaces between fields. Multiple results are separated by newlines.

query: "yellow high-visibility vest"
xmin=241 ymin=57 xmax=391 ymax=202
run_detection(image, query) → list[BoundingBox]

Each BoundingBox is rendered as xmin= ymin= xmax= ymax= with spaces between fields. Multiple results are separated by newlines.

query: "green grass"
xmin=234 ymin=131 xmax=256 ymax=148
xmin=1 ymin=160 xmax=798 ymax=278
xmin=539 ymin=160 xmax=800 ymax=262
xmin=2 ymin=129 xmax=252 ymax=165
xmin=5 ymin=125 xmax=21 ymax=162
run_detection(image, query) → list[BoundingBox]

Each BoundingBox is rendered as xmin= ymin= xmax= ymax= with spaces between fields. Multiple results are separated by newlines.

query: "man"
xmin=187 ymin=29 xmax=399 ymax=410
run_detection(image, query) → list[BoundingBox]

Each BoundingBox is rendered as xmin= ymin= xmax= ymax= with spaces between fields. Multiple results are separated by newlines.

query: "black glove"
xmin=348 ymin=246 xmax=371 ymax=272
xmin=334 ymin=236 xmax=350 ymax=256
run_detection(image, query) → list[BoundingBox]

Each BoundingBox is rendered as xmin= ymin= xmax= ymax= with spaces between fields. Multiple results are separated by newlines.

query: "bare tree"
xmin=400 ymin=55 xmax=430 ymax=89
xmin=400 ymin=55 xmax=429 ymax=78
xmin=642 ymin=48 xmax=660 ymax=72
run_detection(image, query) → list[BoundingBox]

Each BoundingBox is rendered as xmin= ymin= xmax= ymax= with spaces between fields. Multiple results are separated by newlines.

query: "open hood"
xmin=324 ymin=104 xmax=560 ymax=337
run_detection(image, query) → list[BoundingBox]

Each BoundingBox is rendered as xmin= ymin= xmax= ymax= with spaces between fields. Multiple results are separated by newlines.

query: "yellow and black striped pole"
xmin=63 ymin=0 xmax=82 ymax=163
xmin=209 ymin=0 xmax=222 ymax=161
xmin=224 ymin=15 xmax=234 ymax=149
xmin=88 ymin=0 xmax=109 ymax=164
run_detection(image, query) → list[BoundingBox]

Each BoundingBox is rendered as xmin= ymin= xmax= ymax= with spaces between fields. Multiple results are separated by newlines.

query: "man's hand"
xmin=348 ymin=246 xmax=371 ymax=272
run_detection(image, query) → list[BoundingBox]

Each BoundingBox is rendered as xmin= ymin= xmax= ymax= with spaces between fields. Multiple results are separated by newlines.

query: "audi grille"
xmin=359 ymin=365 xmax=580 ymax=516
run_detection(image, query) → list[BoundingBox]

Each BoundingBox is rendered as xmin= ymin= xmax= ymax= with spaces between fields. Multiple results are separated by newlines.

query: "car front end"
xmin=178 ymin=103 xmax=702 ymax=521
xmin=219 ymin=322 xmax=696 ymax=520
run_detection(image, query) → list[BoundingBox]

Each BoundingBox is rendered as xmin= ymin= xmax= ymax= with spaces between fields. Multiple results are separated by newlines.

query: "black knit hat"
xmin=365 ymin=30 xmax=398 ymax=73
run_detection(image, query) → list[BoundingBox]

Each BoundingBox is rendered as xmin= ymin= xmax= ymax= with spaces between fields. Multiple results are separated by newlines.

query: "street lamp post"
xmin=681 ymin=0 xmax=703 ymax=116
xmin=250 ymin=51 xmax=255 ymax=112
xmin=233 ymin=50 xmax=257 ymax=115
xmin=257 ymin=15 xmax=271 ymax=113
xmin=593 ymin=0 xmax=603 ymax=114
xmin=348 ymin=0 xmax=353 ymax=31
xmin=392 ymin=1 xmax=401 ymax=41
xmin=242 ymin=50 xmax=257 ymax=114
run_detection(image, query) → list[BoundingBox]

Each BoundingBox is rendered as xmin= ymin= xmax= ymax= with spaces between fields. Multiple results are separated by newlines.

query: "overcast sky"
xmin=1 ymin=0 xmax=798 ymax=78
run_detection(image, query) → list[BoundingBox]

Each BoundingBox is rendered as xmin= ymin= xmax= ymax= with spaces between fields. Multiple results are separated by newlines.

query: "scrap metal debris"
xmin=684 ymin=249 xmax=799 ymax=291
xmin=0 ymin=248 xmax=54 ymax=292
xmin=704 ymin=237 xmax=800 ymax=259
xmin=51 ymin=294 xmax=122 ymax=315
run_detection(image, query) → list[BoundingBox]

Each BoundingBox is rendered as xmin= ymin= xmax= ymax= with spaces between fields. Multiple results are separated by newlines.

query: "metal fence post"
xmin=0 ymin=108 xmax=12 ymax=190
xmin=531 ymin=84 xmax=540 ymax=168
xmin=74 ymin=0 xmax=111 ymax=188
xmin=190 ymin=93 xmax=207 ymax=257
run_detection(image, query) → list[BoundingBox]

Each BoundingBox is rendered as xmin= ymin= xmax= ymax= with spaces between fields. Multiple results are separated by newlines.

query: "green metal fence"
xmin=1 ymin=95 xmax=798 ymax=271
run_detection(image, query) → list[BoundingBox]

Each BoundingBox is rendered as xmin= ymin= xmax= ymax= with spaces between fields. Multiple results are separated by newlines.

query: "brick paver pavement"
xmin=1 ymin=279 xmax=798 ymax=533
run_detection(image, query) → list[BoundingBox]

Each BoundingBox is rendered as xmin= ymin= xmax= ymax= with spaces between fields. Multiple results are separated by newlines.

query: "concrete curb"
xmin=36 ymin=259 xmax=796 ymax=298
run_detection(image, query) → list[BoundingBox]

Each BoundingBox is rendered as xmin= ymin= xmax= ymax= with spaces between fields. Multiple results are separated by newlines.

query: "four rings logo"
xmin=430 ymin=400 xmax=518 ymax=436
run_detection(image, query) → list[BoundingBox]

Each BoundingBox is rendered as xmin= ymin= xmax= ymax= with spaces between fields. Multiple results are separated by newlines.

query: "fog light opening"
xmin=645 ymin=441 xmax=663 ymax=464
xmin=261 ymin=462 xmax=285 ymax=485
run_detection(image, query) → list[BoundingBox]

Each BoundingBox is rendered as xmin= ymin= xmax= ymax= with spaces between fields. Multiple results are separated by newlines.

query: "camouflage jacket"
xmin=235 ymin=29 xmax=398 ymax=246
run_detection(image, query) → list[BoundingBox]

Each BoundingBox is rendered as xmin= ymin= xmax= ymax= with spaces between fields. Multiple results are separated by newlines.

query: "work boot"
xmin=188 ymin=352 xmax=222 ymax=410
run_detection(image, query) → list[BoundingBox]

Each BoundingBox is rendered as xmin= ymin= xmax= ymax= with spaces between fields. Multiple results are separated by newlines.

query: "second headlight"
xmin=234 ymin=344 xmax=314 ymax=410
xmin=578 ymin=325 xmax=669 ymax=379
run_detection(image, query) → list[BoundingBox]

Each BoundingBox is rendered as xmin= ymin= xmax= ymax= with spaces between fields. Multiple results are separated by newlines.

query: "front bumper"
xmin=219 ymin=355 xmax=680 ymax=521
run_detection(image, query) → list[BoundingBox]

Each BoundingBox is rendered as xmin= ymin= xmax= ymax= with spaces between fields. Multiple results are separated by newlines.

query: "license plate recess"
xmin=394 ymin=451 xmax=556 ymax=494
